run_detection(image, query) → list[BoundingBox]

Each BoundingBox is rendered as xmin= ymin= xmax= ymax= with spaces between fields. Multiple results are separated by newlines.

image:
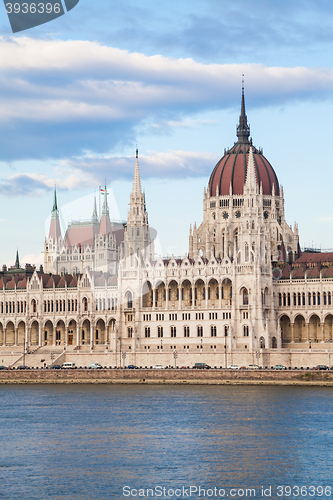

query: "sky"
xmin=1 ymin=0 xmax=333 ymax=266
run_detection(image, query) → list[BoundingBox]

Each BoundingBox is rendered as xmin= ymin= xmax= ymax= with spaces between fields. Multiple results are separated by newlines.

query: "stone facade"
xmin=1 ymin=91 xmax=333 ymax=369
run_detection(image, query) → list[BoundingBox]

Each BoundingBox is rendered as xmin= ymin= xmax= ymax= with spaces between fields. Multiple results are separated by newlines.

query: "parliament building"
xmin=0 ymin=91 xmax=332 ymax=368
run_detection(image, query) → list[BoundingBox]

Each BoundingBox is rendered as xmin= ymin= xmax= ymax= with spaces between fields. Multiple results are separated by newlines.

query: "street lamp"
xmin=309 ymin=339 xmax=312 ymax=350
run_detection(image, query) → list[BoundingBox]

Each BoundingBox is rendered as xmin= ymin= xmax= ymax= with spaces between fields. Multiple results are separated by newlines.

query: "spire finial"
xmin=136 ymin=148 xmax=138 ymax=159
xmin=236 ymin=75 xmax=250 ymax=143
xmin=52 ymin=185 xmax=58 ymax=212
xmin=15 ymin=248 xmax=20 ymax=269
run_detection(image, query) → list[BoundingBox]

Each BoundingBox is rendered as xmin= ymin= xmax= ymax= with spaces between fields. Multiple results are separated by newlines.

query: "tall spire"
xmin=236 ymin=76 xmax=250 ymax=143
xmin=52 ymin=186 xmax=58 ymax=213
xmin=132 ymin=149 xmax=142 ymax=196
xmin=48 ymin=186 xmax=62 ymax=241
xmin=101 ymin=181 xmax=109 ymax=216
xmin=15 ymin=249 xmax=20 ymax=269
xmin=92 ymin=194 xmax=98 ymax=222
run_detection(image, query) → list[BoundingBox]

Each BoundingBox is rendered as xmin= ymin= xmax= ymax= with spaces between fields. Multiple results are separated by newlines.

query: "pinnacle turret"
xmin=236 ymin=78 xmax=250 ymax=143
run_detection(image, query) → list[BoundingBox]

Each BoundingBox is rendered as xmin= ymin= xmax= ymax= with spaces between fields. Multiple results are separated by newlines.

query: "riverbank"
xmin=1 ymin=368 xmax=333 ymax=385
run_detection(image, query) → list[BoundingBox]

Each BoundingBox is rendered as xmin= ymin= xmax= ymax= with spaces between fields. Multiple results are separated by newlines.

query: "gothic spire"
xmin=92 ymin=194 xmax=98 ymax=222
xmin=236 ymin=76 xmax=250 ymax=143
xmin=132 ymin=149 xmax=142 ymax=196
xmin=245 ymin=147 xmax=258 ymax=192
xmin=101 ymin=181 xmax=109 ymax=216
xmin=52 ymin=186 xmax=58 ymax=214
xmin=15 ymin=249 xmax=20 ymax=269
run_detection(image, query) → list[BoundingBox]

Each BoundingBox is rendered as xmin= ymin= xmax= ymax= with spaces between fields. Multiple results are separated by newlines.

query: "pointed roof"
xmin=15 ymin=249 xmax=20 ymax=269
xmin=132 ymin=149 xmax=142 ymax=196
xmin=236 ymin=77 xmax=250 ymax=143
xmin=100 ymin=182 xmax=112 ymax=235
xmin=49 ymin=187 xmax=62 ymax=241
xmin=92 ymin=195 xmax=98 ymax=222
xmin=244 ymin=147 xmax=258 ymax=191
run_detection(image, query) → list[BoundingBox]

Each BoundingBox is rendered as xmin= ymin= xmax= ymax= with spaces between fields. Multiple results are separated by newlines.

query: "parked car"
xmin=273 ymin=364 xmax=287 ymax=370
xmin=193 ymin=363 xmax=210 ymax=369
xmin=51 ymin=365 xmax=62 ymax=370
xmin=313 ymin=365 xmax=329 ymax=370
xmin=88 ymin=363 xmax=102 ymax=369
xmin=153 ymin=365 xmax=165 ymax=369
xmin=0 ymin=365 xmax=7 ymax=370
xmin=62 ymin=362 xmax=76 ymax=369
xmin=248 ymin=364 xmax=260 ymax=369
xmin=227 ymin=365 xmax=239 ymax=370
xmin=16 ymin=365 xmax=28 ymax=370
xmin=126 ymin=365 xmax=138 ymax=369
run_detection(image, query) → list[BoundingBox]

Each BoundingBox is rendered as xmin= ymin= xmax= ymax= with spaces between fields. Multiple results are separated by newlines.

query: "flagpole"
xmin=99 ymin=186 xmax=101 ymax=219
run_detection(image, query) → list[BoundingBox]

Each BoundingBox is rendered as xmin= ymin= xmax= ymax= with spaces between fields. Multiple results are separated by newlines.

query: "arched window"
xmin=243 ymin=325 xmax=249 ymax=337
xmin=197 ymin=326 xmax=203 ymax=337
xmin=210 ymin=325 xmax=217 ymax=337
xmin=184 ymin=326 xmax=190 ymax=337
xmin=260 ymin=336 xmax=265 ymax=348
xmin=298 ymin=293 xmax=301 ymax=306
xmin=128 ymin=327 xmax=133 ymax=338
xmin=126 ymin=291 xmax=133 ymax=309
xmin=145 ymin=326 xmax=150 ymax=338
xmin=271 ymin=337 xmax=277 ymax=348
xmin=324 ymin=292 xmax=327 ymax=305
xmin=329 ymin=292 xmax=332 ymax=306
xmin=279 ymin=293 xmax=282 ymax=306
xmin=224 ymin=326 xmax=228 ymax=337
xmin=32 ymin=299 xmax=36 ymax=313
xmin=308 ymin=292 xmax=311 ymax=306
xmin=313 ymin=292 xmax=316 ymax=306
xmin=243 ymin=288 xmax=249 ymax=306
xmin=293 ymin=293 xmax=297 ymax=306
xmin=171 ymin=326 xmax=176 ymax=338
xmin=317 ymin=292 xmax=320 ymax=305
xmin=158 ymin=326 xmax=163 ymax=338
xmin=83 ymin=297 xmax=88 ymax=312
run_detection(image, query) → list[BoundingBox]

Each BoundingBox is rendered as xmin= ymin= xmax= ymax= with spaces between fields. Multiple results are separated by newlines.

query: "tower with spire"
xmin=124 ymin=149 xmax=153 ymax=263
xmin=44 ymin=184 xmax=124 ymax=275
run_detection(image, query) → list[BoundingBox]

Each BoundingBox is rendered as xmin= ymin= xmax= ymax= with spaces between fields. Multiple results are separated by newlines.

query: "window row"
xmin=1 ymin=301 xmax=27 ymax=314
xmin=138 ymin=325 xmax=229 ymax=339
xmin=95 ymin=298 xmax=117 ymax=311
xmin=279 ymin=291 xmax=332 ymax=307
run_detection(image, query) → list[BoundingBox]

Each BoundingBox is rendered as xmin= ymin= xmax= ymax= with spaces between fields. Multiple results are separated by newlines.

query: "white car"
xmin=153 ymin=365 xmax=165 ymax=369
xmin=227 ymin=365 xmax=239 ymax=370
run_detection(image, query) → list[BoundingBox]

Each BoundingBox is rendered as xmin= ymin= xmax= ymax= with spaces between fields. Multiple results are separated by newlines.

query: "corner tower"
xmin=124 ymin=150 xmax=153 ymax=262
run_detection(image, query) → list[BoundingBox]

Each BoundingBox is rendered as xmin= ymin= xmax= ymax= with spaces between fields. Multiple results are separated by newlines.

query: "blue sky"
xmin=1 ymin=0 xmax=333 ymax=265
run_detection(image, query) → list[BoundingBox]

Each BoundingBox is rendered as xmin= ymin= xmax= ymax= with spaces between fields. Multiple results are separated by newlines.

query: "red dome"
xmin=208 ymin=89 xmax=279 ymax=197
xmin=208 ymin=142 xmax=279 ymax=197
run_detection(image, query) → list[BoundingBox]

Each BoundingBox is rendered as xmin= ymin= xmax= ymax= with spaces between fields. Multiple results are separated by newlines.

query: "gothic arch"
xmin=280 ymin=314 xmax=291 ymax=343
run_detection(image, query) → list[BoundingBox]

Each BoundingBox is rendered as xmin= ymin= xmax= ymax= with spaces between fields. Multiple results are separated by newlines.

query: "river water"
xmin=0 ymin=384 xmax=332 ymax=500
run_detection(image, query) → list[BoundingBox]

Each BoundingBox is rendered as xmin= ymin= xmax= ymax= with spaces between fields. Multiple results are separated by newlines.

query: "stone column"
xmin=14 ymin=327 xmax=18 ymax=346
xmin=38 ymin=324 xmax=42 ymax=347
xmin=178 ymin=286 xmax=182 ymax=310
xmin=321 ymin=322 xmax=325 ymax=342
xmin=166 ymin=286 xmax=169 ymax=309
xmin=219 ymin=284 xmax=222 ymax=309
xmin=76 ymin=322 xmax=80 ymax=347
xmin=152 ymin=288 xmax=156 ymax=309
xmin=90 ymin=323 xmax=94 ymax=350
xmin=192 ymin=284 xmax=195 ymax=308
xmin=53 ymin=327 xmax=56 ymax=346
xmin=205 ymin=284 xmax=208 ymax=308
xmin=306 ymin=323 xmax=310 ymax=342
xmin=25 ymin=324 xmax=29 ymax=348
xmin=291 ymin=323 xmax=295 ymax=343
xmin=65 ymin=327 xmax=69 ymax=347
